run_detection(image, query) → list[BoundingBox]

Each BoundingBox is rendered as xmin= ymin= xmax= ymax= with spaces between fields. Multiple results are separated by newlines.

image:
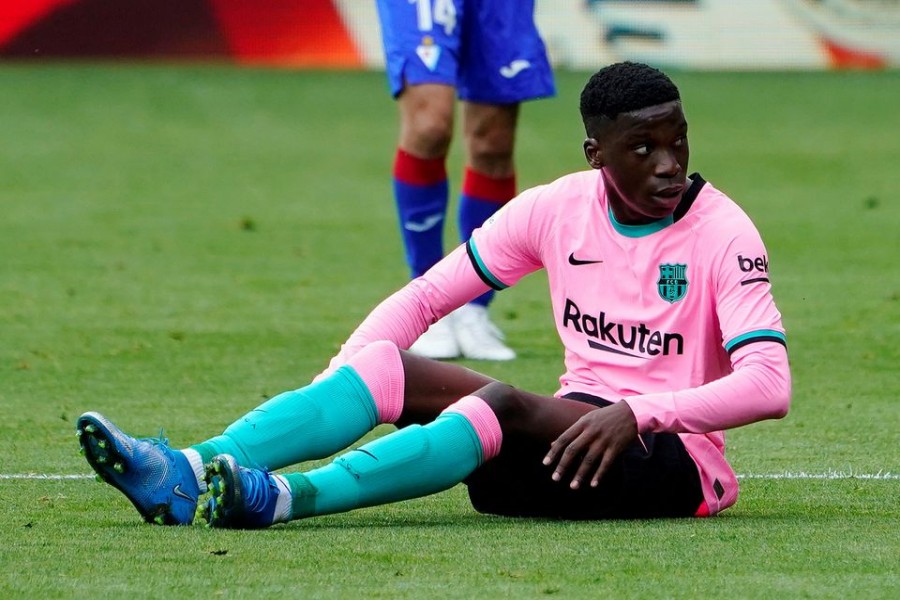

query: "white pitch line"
xmin=0 ymin=474 xmax=94 ymax=480
xmin=737 ymin=471 xmax=899 ymax=480
xmin=0 ymin=472 xmax=898 ymax=480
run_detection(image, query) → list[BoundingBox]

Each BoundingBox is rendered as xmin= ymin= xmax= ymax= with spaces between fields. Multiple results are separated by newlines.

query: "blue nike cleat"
xmin=198 ymin=454 xmax=282 ymax=529
xmin=76 ymin=411 xmax=199 ymax=525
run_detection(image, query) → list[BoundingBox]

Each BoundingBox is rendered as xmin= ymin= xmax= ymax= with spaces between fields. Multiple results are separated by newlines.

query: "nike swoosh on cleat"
xmin=173 ymin=483 xmax=195 ymax=501
xmin=404 ymin=213 xmax=444 ymax=232
xmin=568 ymin=252 xmax=603 ymax=266
xmin=499 ymin=59 xmax=531 ymax=79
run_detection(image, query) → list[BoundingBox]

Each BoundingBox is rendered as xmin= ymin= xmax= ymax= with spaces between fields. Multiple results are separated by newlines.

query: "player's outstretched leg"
xmin=198 ymin=454 xmax=289 ymax=529
xmin=76 ymin=411 xmax=200 ymax=525
xmin=189 ymin=340 xmax=407 ymax=472
xmin=75 ymin=341 xmax=416 ymax=526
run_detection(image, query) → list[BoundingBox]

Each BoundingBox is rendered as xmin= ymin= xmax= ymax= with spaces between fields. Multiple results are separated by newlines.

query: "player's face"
xmin=584 ymin=100 xmax=690 ymax=225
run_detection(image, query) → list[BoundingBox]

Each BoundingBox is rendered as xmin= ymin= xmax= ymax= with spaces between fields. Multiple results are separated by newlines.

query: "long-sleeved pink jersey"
xmin=330 ymin=170 xmax=791 ymax=515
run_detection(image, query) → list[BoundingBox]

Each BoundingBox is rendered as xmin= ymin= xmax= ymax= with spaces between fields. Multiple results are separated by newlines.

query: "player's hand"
xmin=542 ymin=400 xmax=638 ymax=490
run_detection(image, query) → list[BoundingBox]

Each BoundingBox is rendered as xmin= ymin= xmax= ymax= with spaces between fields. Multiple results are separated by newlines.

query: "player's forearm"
xmin=326 ymin=281 xmax=436 ymax=369
xmin=623 ymin=342 xmax=791 ymax=434
xmin=325 ymin=245 xmax=489 ymax=369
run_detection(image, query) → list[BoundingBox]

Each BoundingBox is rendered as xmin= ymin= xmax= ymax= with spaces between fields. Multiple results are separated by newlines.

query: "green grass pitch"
xmin=0 ymin=65 xmax=898 ymax=598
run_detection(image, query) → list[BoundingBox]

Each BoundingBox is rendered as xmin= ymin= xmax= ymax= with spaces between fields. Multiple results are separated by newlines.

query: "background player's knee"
xmin=399 ymin=86 xmax=454 ymax=156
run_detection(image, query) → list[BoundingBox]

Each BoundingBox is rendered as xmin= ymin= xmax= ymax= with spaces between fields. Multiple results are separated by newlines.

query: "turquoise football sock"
xmin=283 ymin=412 xmax=483 ymax=519
xmin=189 ymin=365 xmax=378 ymax=470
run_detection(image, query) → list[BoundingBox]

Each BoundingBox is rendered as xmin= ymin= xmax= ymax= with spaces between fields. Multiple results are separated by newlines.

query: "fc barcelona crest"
xmin=657 ymin=263 xmax=688 ymax=303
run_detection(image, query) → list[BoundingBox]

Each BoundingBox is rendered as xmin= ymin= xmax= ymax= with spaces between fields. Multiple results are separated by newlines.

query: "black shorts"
xmin=465 ymin=393 xmax=704 ymax=519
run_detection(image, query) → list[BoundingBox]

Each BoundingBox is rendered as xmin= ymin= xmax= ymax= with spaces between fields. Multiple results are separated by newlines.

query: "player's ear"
xmin=583 ymin=138 xmax=604 ymax=169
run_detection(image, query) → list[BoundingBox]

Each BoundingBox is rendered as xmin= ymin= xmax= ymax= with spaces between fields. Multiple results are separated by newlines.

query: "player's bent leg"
xmin=292 ymin=399 xmax=501 ymax=522
xmin=396 ymin=348 xmax=498 ymax=426
xmin=76 ymin=412 xmax=200 ymax=525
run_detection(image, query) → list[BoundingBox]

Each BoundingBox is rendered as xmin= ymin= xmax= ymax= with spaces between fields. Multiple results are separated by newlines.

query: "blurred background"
xmin=2 ymin=0 xmax=898 ymax=71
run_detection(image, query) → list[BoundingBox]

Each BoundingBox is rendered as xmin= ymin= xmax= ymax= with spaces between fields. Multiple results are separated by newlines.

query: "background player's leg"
xmin=458 ymin=101 xmax=518 ymax=253
xmin=394 ymin=84 xmax=455 ymax=280
xmin=393 ymin=84 xmax=461 ymax=359
xmin=453 ymin=101 xmax=519 ymax=360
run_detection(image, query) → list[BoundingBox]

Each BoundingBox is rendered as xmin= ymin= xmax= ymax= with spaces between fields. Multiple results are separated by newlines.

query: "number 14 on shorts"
xmin=412 ymin=0 xmax=457 ymax=36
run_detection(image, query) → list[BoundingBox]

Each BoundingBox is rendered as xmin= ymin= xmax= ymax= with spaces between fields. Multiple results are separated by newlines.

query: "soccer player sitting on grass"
xmin=77 ymin=62 xmax=791 ymax=527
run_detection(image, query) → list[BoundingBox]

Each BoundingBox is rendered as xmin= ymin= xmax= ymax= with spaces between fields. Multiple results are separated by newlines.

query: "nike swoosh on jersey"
xmin=499 ymin=59 xmax=531 ymax=79
xmin=404 ymin=213 xmax=444 ymax=232
xmin=173 ymin=483 xmax=195 ymax=501
xmin=568 ymin=252 xmax=603 ymax=266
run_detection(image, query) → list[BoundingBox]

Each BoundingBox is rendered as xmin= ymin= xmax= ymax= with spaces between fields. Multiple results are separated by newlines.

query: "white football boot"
xmin=453 ymin=303 xmax=516 ymax=361
xmin=408 ymin=314 xmax=461 ymax=360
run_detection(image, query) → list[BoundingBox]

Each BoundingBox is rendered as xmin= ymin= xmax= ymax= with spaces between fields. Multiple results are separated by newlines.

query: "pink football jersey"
xmin=330 ymin=169 xmax=790 ymax=515
xmin=468 ymin=170 xmax=789 ymax=514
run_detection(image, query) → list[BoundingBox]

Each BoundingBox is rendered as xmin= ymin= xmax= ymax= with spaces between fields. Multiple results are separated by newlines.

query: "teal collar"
xmin=608 ymin=208 xmax=674 ymax=238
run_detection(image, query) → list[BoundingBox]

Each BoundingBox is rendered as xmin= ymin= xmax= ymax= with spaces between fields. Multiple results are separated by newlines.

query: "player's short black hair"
xmin=580 ymin=62 xmax=681 ymax=133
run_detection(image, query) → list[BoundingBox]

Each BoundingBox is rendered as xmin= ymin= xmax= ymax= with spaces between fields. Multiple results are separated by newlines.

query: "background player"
xmin=376 ymin=0 xmax=555 ymax=360
xmin=77 ymin=62 xmax=790 ymax=527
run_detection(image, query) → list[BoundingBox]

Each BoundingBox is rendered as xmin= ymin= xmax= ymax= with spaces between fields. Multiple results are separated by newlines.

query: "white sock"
xmin=272 ymin=475 xmax=293 ymax=523
xmin=181 ymin=448 xmax=208 ymax=493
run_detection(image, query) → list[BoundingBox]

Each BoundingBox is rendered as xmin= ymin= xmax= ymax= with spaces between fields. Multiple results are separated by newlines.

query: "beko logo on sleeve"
xmin=737 ymin=254 xmax=768 ymax=273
